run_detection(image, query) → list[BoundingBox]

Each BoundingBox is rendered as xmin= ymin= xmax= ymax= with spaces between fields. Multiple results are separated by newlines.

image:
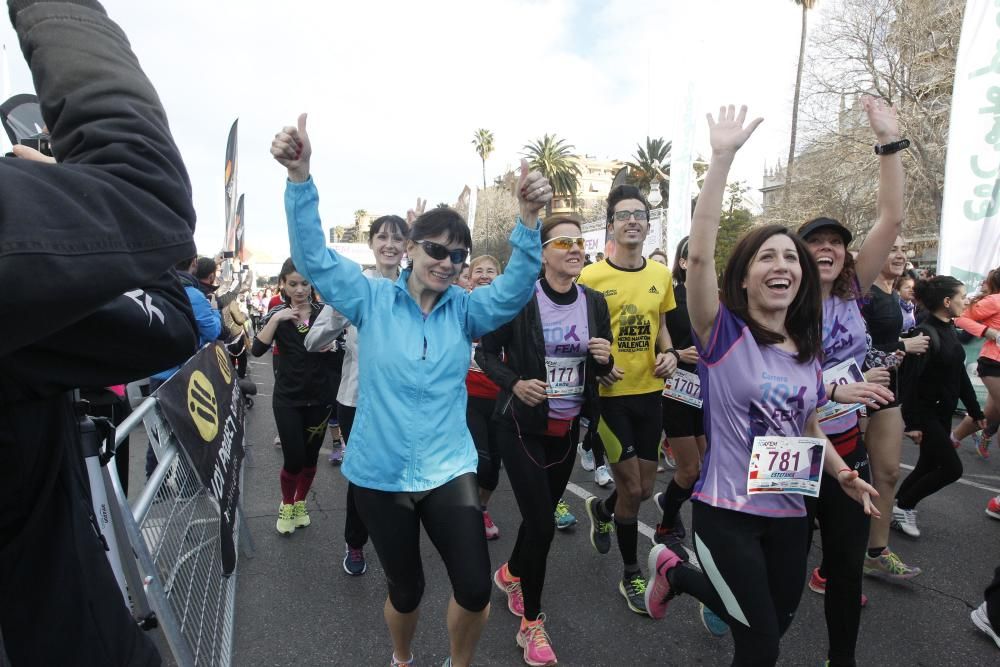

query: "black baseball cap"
xmin=796 ymin=217 xmax=853 ymax=246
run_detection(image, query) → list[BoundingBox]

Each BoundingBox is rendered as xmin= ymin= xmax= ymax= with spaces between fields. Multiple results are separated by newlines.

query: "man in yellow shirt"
xmin=578 ymin=185 xmax=678 ymax=615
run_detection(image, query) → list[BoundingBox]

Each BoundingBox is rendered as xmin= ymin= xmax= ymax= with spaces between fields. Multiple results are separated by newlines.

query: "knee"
xmin=454 ymin=574 xmax=491 ymax=612
xmin=874 ymin=463 xmax=900 ymax=488
xmin=676 ymin=461 xmax=701 ymax=488
xmin=388 ymin=577 xmax=425 ymax=614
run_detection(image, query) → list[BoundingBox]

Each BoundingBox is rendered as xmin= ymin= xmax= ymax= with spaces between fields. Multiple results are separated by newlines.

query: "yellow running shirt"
xmin=578 ymin=258 xmax=676 ymax=397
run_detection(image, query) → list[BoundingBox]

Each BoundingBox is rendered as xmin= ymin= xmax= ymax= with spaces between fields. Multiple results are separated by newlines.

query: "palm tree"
xmin=522 ymin=134 xmax=581 ymax=214
xmin=352 ymin=209 xmax=367 ymax=242
xmin=471 ymin=129 xmax=495 ymax=190
xmin=625 ymin=137 xmax=671 ymax=206
xmin=786 ymin=0 xmax=817 ymax=194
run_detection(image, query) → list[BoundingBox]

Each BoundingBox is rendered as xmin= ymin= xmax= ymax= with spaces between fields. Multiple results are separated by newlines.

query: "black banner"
xmin=156 ymin=343 xmax=245 ymax=576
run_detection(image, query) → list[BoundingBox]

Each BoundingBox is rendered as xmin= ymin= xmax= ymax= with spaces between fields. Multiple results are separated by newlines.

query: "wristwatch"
xmin=874 ymin=139 xmax=910 ymax=155
xmin=663 ymin=348 xmax=681 ymax=364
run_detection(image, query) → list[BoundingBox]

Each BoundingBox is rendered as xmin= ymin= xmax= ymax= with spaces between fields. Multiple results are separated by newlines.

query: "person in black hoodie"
xmin=0 ymin=1 xmax=199 ymax=665
xmin=477 ymin=213 xmax=613 ymax=667
xmin=895 ymin=276 xmax=986 ymax=537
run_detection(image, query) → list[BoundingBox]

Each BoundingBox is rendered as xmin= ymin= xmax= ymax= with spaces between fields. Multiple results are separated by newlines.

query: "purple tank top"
xmin=537 ymin=282 xmax=589 ymax=420
xmin=692 ymin=305 xmax=826 ymax=518
xmin=820 ymin=290 xmax=867 ymax=434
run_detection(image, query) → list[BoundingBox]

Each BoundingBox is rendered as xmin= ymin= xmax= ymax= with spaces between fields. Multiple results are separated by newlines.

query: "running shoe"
xmin=273 ymin=434 xmax=282 ymax=448
xmin=987 ymin=496 xmax=1000 ymax=520
xmin=644 ymin=544 xmax=682 ymax=620
xmin=594 ymin=465 xmax=613 ymax=487
xmin=652 ymin=523 xmax=688 ymax=561
xmin=974 ymin=430 xmax=992 ymax=459
xmin=808 ymin=568 xmax=869 ymax=606
xmin=585 ymin=496 xmax=613 ymax=554
xmin=483 ymin=510 xmax=500 ymax=540
xmin=390 ymin=653 xmax=414 ymax=666
xmin=661 ymin=439 xmax=676 ymax=469
xmin=328 ymin=443 xmax=344 ymax=465
xmin=494 ymin=562 xmax=525 ymax=616
xmin=652 ymin=493 xmax=687 ymax=538
xmin=554 ymin=499 xmax=577 ymax=530
xmin=343 ymin=545 xmax=367 ymax=576
xmin=578 ymin=442 xmax=595 ymax=471
xmin=292 ymin=500 xmax=311 ymax=528
xmin=863 ymin=548 xmax=921 ymax=580
xmin=276 ymin=503 xmax=295 ymax=535
xmin=619 ymin=571 xmax=649 ymax=615
xmin=700 ymin=603 xmax=729 ymax=637
xmin=442 ymin=659 xmax=452 ymax=667
xmin=971 ymin=601 xmax=1000 ymax=649
xmin=891 ymin=504 xmax=921 ymax=538
xmin=515 ymin=614 xmax=558 ymax=666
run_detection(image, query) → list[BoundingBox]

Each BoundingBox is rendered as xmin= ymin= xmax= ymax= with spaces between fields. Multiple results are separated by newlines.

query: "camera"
xmin=19 ymin=133 xmax=53 ymax=157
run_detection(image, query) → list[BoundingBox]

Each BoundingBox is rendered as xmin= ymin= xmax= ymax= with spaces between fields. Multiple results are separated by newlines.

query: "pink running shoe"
xmin=494 ymin=563 xmax=525 ymax=616
xmin=987 ymin=496 xmax=1000 ymax=520
xmin=515 ymin=614 xmax=557 ymax=666
xmin=645 ymin=544 xmax=682 ymax=620
xmin=483 ymin=510 xmax=500 ymax=540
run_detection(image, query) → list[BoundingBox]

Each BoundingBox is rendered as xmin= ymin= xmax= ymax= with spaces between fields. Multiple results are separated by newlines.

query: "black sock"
xmin=867 ymin=546 xmax=885 ymax=558
xmin=615 ymin=517 xmax=639 ymax=570
xmin=660 ymin=479 xmax=693 ymax=528
xmin=603 ymin=490 xmax=618 ymax=517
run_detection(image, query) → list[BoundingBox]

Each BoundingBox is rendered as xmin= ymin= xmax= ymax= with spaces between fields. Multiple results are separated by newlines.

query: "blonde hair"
xmin=470 ymin=254 xmax=501 ymax=274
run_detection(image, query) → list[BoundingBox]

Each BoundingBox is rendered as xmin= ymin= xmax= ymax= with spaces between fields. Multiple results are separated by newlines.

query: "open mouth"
xmin=816 ymin=257 xmax=835 ymax=268
xmin=430 ymin=269 xmax=452 ymax=281
xmin=475 ymin=278 xmax=492 ymax=286
xmin=765 ymin=278 xmax=791 ymax=291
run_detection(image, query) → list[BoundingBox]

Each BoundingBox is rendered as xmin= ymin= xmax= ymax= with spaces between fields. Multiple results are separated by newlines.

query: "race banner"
xmin=223 ymin=118 xmax=239 ymax=254
xmin=156 ymin=343 xmax=246 ymax=576
xmin=939 ymin=0 xmax=1000 ymax=289
xmin=234 ymin=194 xmax=246 ymax=264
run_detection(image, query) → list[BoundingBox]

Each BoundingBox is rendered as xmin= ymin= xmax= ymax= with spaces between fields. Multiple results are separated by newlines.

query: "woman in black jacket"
xmin=477 ymin=213 xmax=613 ymax=667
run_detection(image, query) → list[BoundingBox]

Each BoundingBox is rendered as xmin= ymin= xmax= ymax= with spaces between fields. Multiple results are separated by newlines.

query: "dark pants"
xmin=338 ymin=404 xmax=369 ymax=549
xmin=274 ymin=404 xmax=333 ymax=474
xmin=897 ymin=408 xmax=962 ymax=510
xmin=672 ymin=502 xmax=809 ymax=667
xmin=0 ymin=394 xmax=160 ymax=665
xmin=496 ymin=417 xmax=577 ymax=620
xmin=808 ymin=439 xmax=871 ymax=667
xmin=986 ymin=565 xmax=1000 ymax=629
xmin=353 ymin=473 xmax=491 ymax=613
xmin=468 ymin=396 xmax=500 ymax=492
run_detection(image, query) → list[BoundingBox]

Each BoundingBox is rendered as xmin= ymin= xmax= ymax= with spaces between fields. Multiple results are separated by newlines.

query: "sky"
xmin=0 ymin=0 xmax=821 ymax=263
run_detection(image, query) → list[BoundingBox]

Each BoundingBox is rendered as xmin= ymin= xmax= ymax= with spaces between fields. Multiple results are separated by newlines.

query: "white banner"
xmin=939 ymin=0 xmax=1000 ymax=289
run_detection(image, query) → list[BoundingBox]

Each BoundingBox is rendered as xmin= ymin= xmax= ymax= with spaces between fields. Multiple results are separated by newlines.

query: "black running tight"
xmin=273 ymin=404 xmax=332 ymax=474
xmin=897 ymin=408 xmax=962 ymax=510
xmin=468 ymin=396 xmax=501 ymax=492
xmin=337 ymin=403 xmax=369 ymax=549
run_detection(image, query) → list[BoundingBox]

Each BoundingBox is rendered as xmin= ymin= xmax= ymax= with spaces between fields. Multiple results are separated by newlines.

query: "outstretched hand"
xmin=837 ymin=469 xmax=881 ymax=517
xmin=707 ymin=105 xmax=763 ymax=157
xmin=861 ymin=95 xmax=900 ymax=143
xmin=407 ymin=197 xmax=427 ymax=224
xmin=515 ymin=158 xmax=552 ymax=221
xmin=271 ymin=113 xmax=312 ymax=182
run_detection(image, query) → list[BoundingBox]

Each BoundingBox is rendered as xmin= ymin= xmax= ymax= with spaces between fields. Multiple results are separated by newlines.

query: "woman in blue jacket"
xmin=272 ymin=114 xmax=551 ymax=667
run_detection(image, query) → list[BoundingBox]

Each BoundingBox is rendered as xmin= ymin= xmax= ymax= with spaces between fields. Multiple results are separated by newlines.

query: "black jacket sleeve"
xmin=1 ymin=0 xmax=197 ymax=355
xmin=478 ymin=321 xmax=521 ymax=392
xmin=589 ymin=290 xmax=615 ymax=376
xmin=899 ymin=351 xmax=928 ymax=431
xmin=959 ymin=365 xmax=985 ymax=422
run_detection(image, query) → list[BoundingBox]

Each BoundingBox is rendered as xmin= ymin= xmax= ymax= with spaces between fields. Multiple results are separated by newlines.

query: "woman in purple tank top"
xmin=643 ymin=105 xmax=879 ymax=667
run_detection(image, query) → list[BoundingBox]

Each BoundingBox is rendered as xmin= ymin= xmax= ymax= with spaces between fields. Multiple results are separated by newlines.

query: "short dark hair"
xmin=606 ymin=185 xmax=650 ymax=227
xmin=409 ymin=208 xmax=471 ymax=248
xmin=194 ymin=257 xmax=217 ymax=281
xmin=672 ymin=236 xmax=690 ymax=284
xmin=720 ymin=224 xmax=822 ymax=363
xmin=914 ymin=275 xmax=964 ymax=312
xmin=369 ymin=214 xmax=409 ymax=240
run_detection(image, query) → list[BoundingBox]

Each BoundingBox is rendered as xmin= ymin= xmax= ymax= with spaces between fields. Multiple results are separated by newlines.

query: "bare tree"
xmin=472 ymin=169 xmax=519 ymax=267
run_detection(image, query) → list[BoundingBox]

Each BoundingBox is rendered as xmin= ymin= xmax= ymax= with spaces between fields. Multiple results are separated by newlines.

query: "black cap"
xmin=796 ymin=217 xmax=853 ymax=246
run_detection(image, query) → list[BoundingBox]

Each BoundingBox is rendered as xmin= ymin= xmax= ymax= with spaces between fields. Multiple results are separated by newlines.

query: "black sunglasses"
xmin=415 ymin=240 xmax=469 ymax=264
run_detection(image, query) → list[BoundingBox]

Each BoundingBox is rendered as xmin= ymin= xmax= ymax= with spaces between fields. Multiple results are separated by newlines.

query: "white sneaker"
xmin=578 ymin=443 xmax=595 ymax=471
xmin=595 ymin=465 xmax=613 ymax=487
xmin=972 ymin=602 xmax=1000 ymax=649
xmin=891 ymin=504 xmax=920 ymax=538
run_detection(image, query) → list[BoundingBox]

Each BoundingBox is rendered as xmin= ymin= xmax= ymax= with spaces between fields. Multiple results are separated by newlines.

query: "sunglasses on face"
xmin=543 ymin=236 xmax=585 ymax=250
xmin=415 ymin=240 xmax=469 ymax=264
xmin=613 ymin=209 xmax=648 ymax=222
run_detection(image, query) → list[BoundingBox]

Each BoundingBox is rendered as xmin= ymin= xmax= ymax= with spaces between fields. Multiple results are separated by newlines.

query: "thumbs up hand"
xmin=271 ymin=112 xmax=312 ymax=182
xmin=515 ymin=158 xmax=552 ymax=222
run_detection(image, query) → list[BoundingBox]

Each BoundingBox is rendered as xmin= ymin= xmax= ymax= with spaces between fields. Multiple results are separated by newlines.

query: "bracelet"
xmin=664 ymin=348 xmax=681 ymax=364
xmin=874 ymin=138 xmax=910 ymax=155
xmin=838 ymin=467 xmax=853 ymax=475
xmin=830 ymin=384 xmax=838 ymax=402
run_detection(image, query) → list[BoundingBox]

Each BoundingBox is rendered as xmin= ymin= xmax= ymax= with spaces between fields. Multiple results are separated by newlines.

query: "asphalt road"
xmin=231 ymin=357 xmax=1000 ymax=666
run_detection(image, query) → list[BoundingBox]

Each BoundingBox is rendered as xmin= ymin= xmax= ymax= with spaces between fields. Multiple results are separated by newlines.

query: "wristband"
xmin=838 ymin=467 xmax=853 ymax=475
xmin=874 ymin=138 xmax=910 ymax=155
xmin=664 ymin=348 xmax=681 ymax=364
xmin=830 ymin=384 xmax=838 ymax=402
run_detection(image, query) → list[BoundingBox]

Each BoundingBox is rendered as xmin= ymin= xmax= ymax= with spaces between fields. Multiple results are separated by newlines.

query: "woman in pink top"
xmin=955 ymin=268 xmax=1000 ymax=465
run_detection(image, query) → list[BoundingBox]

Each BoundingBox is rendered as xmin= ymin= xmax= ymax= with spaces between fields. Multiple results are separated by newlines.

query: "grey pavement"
xmin=230 ymin=356 xmax=1000 ymax=666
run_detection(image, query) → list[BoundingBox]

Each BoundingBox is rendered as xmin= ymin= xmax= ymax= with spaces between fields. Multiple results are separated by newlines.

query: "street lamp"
xmin=647 ymin=170 xmax=665 ymax=252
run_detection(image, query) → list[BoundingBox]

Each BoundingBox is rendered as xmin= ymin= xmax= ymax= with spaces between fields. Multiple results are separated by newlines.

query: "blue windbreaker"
xmin=151 ymin=272 xmax=222 ymax=381
xmin=286 ymin=177 xmax=540 ymax=492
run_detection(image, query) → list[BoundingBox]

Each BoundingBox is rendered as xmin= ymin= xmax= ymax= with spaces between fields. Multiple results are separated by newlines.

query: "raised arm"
xmin=687 ymin=105 xmax=763 ymax=346
xmin=854 ymin=96 xmax=906 ymax=290
xmin=273 ymin=114 xmax=374 ymax=326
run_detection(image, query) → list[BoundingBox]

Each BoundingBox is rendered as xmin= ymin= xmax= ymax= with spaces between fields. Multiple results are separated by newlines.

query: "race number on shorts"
xmin=816 ymin=359 xmax=865 ymax=423
xmin=545 ymin=356 xmax=586 ymax=396
xmin=662 ymin=368 xmax=702 ymax=408
xmin=747 ymin=436 xmax=827 ymax=497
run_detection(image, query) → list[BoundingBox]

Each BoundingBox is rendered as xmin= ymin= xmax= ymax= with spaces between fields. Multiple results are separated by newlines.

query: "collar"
xmin=394 ymin=268 xmax=457 ymax=314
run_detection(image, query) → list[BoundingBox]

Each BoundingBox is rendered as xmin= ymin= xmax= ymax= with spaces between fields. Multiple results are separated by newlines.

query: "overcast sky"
xmin=1 ymin=0 xmax=823 ymax=262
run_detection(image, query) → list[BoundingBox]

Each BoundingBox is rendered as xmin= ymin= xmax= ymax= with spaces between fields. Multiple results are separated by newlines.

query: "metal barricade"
xmin=109 ymin=396 xmax=246 ymax=667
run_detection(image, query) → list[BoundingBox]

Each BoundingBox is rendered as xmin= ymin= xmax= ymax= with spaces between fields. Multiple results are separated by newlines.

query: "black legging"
xmin=807 ymin=438 xmax=871 ymax=667
xmin=496 ymin=417 xmax=577 ymax=621
xmin=581 ymin=425 xmax=606 ymax=466
xmin=896 ymin=407 xmax=962 ymax=510
xmin=670 ymin=502 xmax=809 ymax=667
xmin=353 ymin=472 xmax=491 ymax=613
xmin=337 ymin=403 xmax=368 ymax=549
xmin=273 ymin=404 xmax=332 ymax=473
xmin=468 ymin=396 xmax=500 ymax=492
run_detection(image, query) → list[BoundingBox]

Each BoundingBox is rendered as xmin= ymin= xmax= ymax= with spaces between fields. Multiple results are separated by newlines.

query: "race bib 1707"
xmin=662 ymin=368 xmax=702 ymax=408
